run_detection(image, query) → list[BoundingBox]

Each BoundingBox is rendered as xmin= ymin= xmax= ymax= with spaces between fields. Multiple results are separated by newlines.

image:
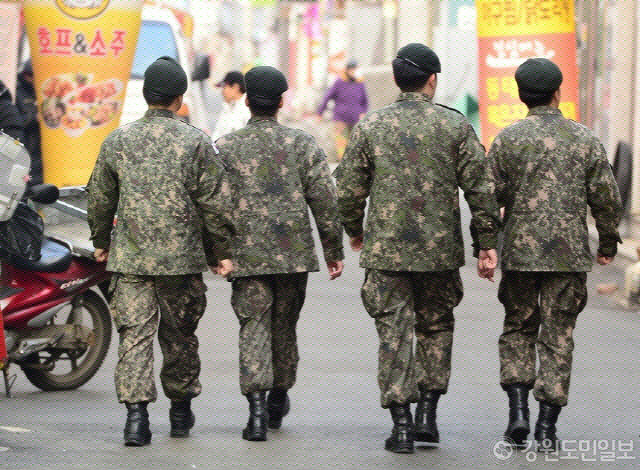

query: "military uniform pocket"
xmin=361 ymin=269 xmax=412 ymax=319
xmin=178 ymin=274 xmax=208 ymax=326
xmin=107 ymin=274 xmax=120 ymax=299
xmin=544 ymin=272 xmax=588 ymax=317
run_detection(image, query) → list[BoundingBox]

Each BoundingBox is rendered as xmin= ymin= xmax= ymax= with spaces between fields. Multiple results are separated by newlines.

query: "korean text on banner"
xmin=476 ymin=0 xmax=580 ymax=148
xmin=23 ymin=0 xmax=144 ymax=188
xmin=0 ymin=1 xmax=22 ymax=99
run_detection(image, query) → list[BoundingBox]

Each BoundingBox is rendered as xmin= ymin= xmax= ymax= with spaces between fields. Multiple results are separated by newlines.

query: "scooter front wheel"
xmin=21 ymin=289 xmax=112 ymax=391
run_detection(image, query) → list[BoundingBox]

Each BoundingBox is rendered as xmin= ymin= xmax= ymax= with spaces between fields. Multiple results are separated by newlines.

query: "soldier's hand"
xmin=477 ymin=258 xmax=495 ymax=282
xmin=94 ymin=249 xmax=109 ymax=263
xmin=597 ymin=254 xmax=614 ymax=266
xmin=478 ymin=249 xmax=498 ymax=282
xmin=350 ymin=235 xmax=364 ymax=252
xmin=327 ymin=260 xmax=344 ymax=280
xmin=215 ymin=259 xmax=234 ymax=278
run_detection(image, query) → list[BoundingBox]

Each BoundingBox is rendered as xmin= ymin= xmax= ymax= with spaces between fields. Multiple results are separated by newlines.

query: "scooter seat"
xmin=9 ymin=238 xmax=73 ymax=273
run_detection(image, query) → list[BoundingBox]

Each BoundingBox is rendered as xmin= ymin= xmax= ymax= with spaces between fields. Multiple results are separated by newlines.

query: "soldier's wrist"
xmin=92 ymin=237 xmax=111 ymax=250
xmin=598 ymin=245 xmax=617 ymax=258
xmin=345 ymin=227 xmax=364 ymax=239
xmin=477 ymin=234 xmax=498 ymax=252
xmin=325 ymin=248 xmax=345 ymax=263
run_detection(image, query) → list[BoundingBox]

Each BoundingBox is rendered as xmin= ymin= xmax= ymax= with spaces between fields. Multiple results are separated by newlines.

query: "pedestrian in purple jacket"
xmin=317 ymin=61 xmax=369 ymax=159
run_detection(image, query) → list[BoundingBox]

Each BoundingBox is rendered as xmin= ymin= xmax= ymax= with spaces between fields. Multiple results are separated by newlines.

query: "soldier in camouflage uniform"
xmin=334 ymin=44 xmax=501 ymax=453
xmin=487 ymin=58 xmax=623 ymax=451
xmin=87 ymin=57 xmax=234 ymax=446
xmin=215 ymin=66 xmax=344 ymax=442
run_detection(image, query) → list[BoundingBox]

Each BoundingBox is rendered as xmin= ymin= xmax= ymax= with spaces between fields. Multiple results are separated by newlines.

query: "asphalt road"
xmin=1 ymin=214 xmax=639 ymax=469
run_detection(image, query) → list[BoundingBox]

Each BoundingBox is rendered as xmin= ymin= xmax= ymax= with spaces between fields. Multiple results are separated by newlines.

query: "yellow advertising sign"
xmin=55 ymin=0 xmax=111 ymax=19
xmin=24 ymin=0 xmax=144 ymax=187
xmin=477 ymin=0 xmax=575 ymax=38
xmin=477 ymin=0 xmax=579 ymax=148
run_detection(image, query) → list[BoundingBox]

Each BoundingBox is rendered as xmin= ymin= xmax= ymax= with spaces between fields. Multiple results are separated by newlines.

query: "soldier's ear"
xmin=174 ymin=95 xmax=184 ymax=111
xmin=278 ymin=97 xmax=284 ymax=109
xmin=245 ymin=97 xmax=250 ymax=108
xmin=551 ymin=88 xmax=561 ymax=108
xmin=429 ymin=73 xmax=438 ymax=89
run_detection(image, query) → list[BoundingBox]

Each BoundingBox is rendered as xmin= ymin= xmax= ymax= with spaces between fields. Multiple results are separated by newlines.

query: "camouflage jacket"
xmin=488 ymin=106 xmax=623 ymax=272
xmin=87 ymin=108 xmax=233 ymax=275
xmin=334 ymin=92 xmax=500 ymax=272
xmin=216 ymin=116 xmax=344 ymax=278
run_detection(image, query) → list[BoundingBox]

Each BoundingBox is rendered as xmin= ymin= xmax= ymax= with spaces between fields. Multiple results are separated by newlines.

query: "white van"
xmin=121 ymin=5 xmax=210 ymax=132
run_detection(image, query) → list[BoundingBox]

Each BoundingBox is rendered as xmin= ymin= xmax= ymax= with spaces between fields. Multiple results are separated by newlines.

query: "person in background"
xmin=317 ymin=60 xmax=369 ymax=160
xmin=16 ymin=60 xmax=43 ymax=185
xmin=0 ymin=80 xmax=25 ymax=144
xmin=211 ymin=70 xmax=251 ymax=141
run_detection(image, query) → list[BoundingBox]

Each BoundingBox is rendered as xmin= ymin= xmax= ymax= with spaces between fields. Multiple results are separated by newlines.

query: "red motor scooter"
xmin=0 ymin=184 xmax=112 ymax=397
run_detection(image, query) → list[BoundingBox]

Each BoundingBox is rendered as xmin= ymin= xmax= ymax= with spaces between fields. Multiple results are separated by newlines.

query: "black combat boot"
xmin=124 ymin=402 xmax=151 ymax=446
xmin=243 ymin=392 xmax=268 ymax=441
xmin=385 ymin=405 xmax=414 ymax=454
xmin=504 ymin=385 xmax=530 ymax=446
xmin=534 ymin=401 xmax=562 ymax=452
xmin=170 ymin=399 xmax=195 ymax=438
xmin=267 ymin=389 xmax=290 ymax=430
xmin=414 ymin=391 xmax=441 ymax=443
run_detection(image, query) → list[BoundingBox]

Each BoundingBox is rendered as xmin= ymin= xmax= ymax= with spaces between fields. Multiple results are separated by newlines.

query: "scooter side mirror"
xmin=28 ymin=184 xmax=59 ymax=204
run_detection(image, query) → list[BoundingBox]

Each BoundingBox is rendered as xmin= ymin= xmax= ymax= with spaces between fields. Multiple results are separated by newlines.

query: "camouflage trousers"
xmin=109 ymin=273 xmax=207 ymax=404
xmin=361 ymin=269 xmax=463 ymax=408
xmin=499 ymin=271 xmax=588 ymax=407
xmin=231 ymin=273 xmax=308 ymax=395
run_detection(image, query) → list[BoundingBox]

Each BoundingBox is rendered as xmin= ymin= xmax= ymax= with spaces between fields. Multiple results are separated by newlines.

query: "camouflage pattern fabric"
xmin=488 ymin=106 xmax=623 ymax=271
xmin=334 ymin=92 xmax=501 ymax=271
xmin=87 ymin=108 xmax=234 ymax=275
xmin=231 ymin=273 xmax=308 ymax=395
xmin=110 ymin=274 xmax=207 ymax=403
xmin=216 ymin=116 xmax=344 ymax=278
xmin=499 ymin=271 xmax=587 ymax=407
xmin=361 ymin=269 xmax=463 ymax=408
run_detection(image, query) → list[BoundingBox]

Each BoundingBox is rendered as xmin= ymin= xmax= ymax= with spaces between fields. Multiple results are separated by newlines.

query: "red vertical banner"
xmin=476 ymin=0 xmax=580 ymax=148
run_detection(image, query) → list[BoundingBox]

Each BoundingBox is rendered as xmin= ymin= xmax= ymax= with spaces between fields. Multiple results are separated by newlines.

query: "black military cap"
xmin=515 ymin=58 xmax=563 ymax=95
xmin=244 ymin=66 xmax=288 ymax=101
xmin=216 ymin=70 xmax=244 ymax=88
xmin=143 ymin=56 xmax=188 ymax=99
xmin=396 ymin=43 xmax=441 ymax=74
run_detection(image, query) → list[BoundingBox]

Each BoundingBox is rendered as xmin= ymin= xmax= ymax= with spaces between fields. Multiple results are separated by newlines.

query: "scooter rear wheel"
xmin=21 ymin=289 xmax=112 ymax=391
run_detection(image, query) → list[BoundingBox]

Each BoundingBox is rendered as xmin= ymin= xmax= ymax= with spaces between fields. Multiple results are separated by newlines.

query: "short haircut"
xmin=236 ymin=81 xmax=246 ymax=94
xmin=143 ymin=89 xmax=179 ymax=107
xmin=519 ymin=91 xmax=555 ymax=109
xmin=247 ymin=96 xmax=280 ymax=117
xmin=392 ymin=58 xmax=432 ymax=92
